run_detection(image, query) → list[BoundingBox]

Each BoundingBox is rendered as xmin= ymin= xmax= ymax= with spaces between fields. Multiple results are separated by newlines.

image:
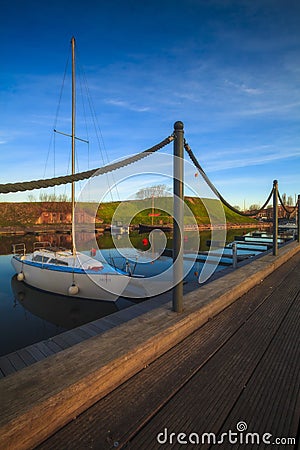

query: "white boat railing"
xmin=12 ymin=243 xmax=26 ymax=255
xmin=33 ymin=241 xmax=52 ymax=251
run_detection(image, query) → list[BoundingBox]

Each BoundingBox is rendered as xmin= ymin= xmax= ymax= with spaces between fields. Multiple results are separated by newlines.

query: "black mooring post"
xmin=273 ymin=180 xmax=278 ymax=256
xmin=173 ymin=121 xmax=184 ymax=313
xmin=297 ymin=194 xmax=300 ymax=243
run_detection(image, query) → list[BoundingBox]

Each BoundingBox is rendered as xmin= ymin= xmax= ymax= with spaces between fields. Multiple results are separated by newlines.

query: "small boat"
xmin=138 ymin=223 xmax=198 ymax=233
xmin=11 ymin=37 xmax=144 ymax=302
xmin=139 ymin=195 xmax=173 ymax=233
xmin=11 ymin=242 xmax=136 ymax=301
xmin=111 ymin=223 xmax=130 ymax=235
xmin=139 ymin=223 xmax=173 ymax=233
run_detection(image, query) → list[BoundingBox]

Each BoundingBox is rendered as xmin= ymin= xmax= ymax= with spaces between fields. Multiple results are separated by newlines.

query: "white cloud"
xmin=104 ymin=98 xmax=151 ymax=112
xmin=199 ymin=148 xmax=300 ymax=173
xmin=237 ymin=101 xmax=300 ymax=117
xmin=224 ymin=79 xmax=263 ymax=96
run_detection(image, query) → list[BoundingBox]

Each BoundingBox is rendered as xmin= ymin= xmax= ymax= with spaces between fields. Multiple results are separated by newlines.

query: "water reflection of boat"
xmin=11 ymin=275 xmax=131 ymax=329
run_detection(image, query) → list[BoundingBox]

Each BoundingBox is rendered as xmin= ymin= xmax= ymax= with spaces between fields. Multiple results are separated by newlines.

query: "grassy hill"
xmin=97 ymin=196 xmax=256 ymax=226
xmin=0 ymin=198 xmax=256 ymax=227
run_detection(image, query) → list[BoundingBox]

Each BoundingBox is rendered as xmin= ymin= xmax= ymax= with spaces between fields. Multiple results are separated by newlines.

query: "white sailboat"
xmin=11 ymin=37 xmax=144 ymax=301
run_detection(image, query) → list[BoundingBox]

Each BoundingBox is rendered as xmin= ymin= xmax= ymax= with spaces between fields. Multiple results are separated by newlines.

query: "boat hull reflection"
xmin=11 ymin=275 xmax=133 ymax=329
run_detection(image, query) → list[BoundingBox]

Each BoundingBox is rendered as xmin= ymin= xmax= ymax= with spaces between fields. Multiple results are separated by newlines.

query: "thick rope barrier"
xmin=184 ymin=141 xmax=274 ymax=217
xmin=0 ymin=135 xmax=174 ymax=194
xmin=2 ymin=130 xmax=296 ymax=221
xmin=278 ymin=191 xmax=297 ymax=217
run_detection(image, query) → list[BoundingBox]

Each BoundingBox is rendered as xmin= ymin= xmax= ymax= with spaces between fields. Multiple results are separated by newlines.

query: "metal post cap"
xmin=174 ymin=121 xmax=184 ymax=130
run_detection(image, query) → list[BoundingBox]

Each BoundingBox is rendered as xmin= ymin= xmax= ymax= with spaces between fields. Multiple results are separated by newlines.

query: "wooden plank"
xmin=37 ymin=252 xmax=300 ymax=449
xmin=25 ymin=345 xmax=48 ymax=362
xmin=82 ymin=321 xmax=112 ymax=333
xmin=1 ymin=244 xmax=299 ymax=450
xmin=1 ymin=243 xmax=299 ymax=383
xmin=0 ymin=295 xmax=174 ymax=379
xmin=109 ymin=307 xmax=146 ymax=322
xmin=122 ymin=301 xmax=160 ymax=314
xmin=52 ymin=331 xmax=84 ymax=347
xmin=0 ymin=357 xmax=16 ymax=377
xmin=127 ymin=260 xmax=300 ymax=447
xmin=219 ymin=292 xmax=300 ymax=442
xmin=43 ymin=339 xmax=65 ymax=353
xmin=78 ymin=323 xmax=102 ymax=337
xmin=35 ymin=342 xmax=56 ymax=358
xmin=234 ymin=238 xmax=273 ymax=248
xmin=71 ymin=327 xmax=93 ymax=341
xmin=6 ymin=353 xmax=27 ymax=372
xmin=50 ymin=334 xmax=74 ymax=350
xmin=16 ymin=348 xmax=37 ymax=366
xmin=99 ymin=315 xmax=126 ymax=327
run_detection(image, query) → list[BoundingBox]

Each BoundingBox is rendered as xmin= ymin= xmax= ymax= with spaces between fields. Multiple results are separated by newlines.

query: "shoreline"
xmin=0 ymin=221 xmax=271 ymax=236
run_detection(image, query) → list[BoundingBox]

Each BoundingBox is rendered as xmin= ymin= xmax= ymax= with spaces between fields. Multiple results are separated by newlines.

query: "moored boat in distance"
xmin=139 ymin=223 xmax=173 ymax=233
xmin=139 ymin=223 xmax=198 ymax=233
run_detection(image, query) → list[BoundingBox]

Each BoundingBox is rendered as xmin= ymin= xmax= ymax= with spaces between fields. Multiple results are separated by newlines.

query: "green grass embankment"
xmin=0 ymin=198 xmax=257 ymax=228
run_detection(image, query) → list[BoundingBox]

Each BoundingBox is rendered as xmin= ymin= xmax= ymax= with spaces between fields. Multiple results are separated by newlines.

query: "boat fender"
xmin=17 ymin=272 xmax=25 ymax=281
xmin=68 ymin=284 xmax=79 ymax=295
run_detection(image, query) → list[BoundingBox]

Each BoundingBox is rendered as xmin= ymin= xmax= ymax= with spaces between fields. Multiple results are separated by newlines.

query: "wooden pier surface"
xmin=38 ymin=248 xmax=300 ymax=449
xmin=0 ymin=241 xmax=299 ymax=449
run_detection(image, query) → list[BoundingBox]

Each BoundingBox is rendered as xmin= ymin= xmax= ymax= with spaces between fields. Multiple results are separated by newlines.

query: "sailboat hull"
xmin=12 ymin=256 xmax=137 ymax=302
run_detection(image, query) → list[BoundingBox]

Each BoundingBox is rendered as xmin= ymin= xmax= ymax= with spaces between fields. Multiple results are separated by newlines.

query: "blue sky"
xmin=0 ymin=0 xmax=299 ymax=208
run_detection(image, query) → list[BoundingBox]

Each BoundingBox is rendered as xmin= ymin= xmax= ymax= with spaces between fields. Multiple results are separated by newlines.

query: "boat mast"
xmin=71 ymin=36 xmax=76 ymax=256
xmin=151 ymin=195 xmax=154 ymax=226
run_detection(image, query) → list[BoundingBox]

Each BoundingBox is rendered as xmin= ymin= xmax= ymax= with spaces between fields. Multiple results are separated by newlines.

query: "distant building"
xmin=36 ymin=208 xmax=94 ymax=225
xmin=36 ymin=211 xmax=72 ymax=224
xmin=254 ymin=204 xmax=296 ymax=221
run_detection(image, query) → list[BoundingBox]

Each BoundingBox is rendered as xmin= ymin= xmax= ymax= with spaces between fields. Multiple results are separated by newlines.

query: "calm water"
xmin=0 ymin=228 xmax=256 ymax=356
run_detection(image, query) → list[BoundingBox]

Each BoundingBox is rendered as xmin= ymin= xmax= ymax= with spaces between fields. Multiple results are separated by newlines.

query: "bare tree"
xmin=249 ymin=204 xmax=260 ymax=211
xmin=27 ymin=194 xmax=37 ymax=202
xmin=282 ymin=193 xmax=287 ymax=205
xmin=135 ymin=184 xmax=172 ymax=199
xmin=39 ymin=193 xmax=69 ymax=202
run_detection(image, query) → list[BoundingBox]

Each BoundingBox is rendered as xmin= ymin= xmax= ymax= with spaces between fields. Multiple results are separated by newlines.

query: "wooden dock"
xmin=38 ymin=248 xmax=300 ymax=449
xmin=0 ymin=241 xmax=299 ymax=449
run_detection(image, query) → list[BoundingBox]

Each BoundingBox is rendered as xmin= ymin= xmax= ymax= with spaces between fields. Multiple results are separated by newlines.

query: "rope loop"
xmin=184 ymin=140 xmax=274 ymax=217
xmin=278 ymin=191 xmax=298 ymax=217
xmin=0 ymin=135 xmax=174 ymax=194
